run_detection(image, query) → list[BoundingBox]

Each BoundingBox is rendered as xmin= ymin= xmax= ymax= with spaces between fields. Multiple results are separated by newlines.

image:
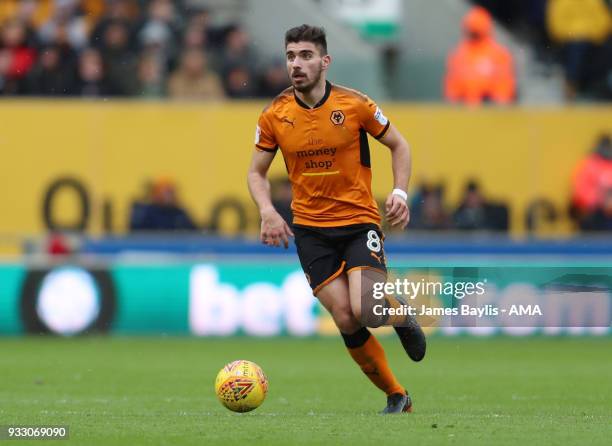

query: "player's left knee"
xmin=333 ymin=310 xmax=361 ymax=333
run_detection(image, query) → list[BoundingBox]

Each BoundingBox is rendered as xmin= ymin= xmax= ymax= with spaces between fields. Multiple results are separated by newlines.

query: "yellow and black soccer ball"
xmin=214 ymin=360 xmax=268 ymax=412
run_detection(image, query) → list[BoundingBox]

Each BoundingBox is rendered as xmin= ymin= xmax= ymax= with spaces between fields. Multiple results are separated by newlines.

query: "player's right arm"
xmin=247 ymin=148 xmax=294 ymax=249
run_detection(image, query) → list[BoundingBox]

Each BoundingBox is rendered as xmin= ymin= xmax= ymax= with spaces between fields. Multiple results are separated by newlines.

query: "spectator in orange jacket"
xmin=571 ymin=134 xmax=612 ymax=228
xmin=444 ymin=7 xmax=516 ymax=105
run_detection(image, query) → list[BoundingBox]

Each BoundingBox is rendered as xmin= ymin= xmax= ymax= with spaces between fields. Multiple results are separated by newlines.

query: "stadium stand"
xmin=0 ymin=0 xmax=289 ymax=98
xmin=1 ymin=0 xmax=609 ymax=102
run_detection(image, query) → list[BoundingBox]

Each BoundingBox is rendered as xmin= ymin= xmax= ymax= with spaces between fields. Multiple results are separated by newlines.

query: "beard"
xmin=292 ymin=65 xmax=323 ymax=93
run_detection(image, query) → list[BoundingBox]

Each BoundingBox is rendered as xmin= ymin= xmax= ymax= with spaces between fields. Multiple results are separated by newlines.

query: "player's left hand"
xmin=385 ymin=193 xmax=410 ymax=229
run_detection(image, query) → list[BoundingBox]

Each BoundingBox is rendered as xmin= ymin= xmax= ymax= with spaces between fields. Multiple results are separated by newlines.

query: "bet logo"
xmin=330 ymin=110 xmax=345 ymax=126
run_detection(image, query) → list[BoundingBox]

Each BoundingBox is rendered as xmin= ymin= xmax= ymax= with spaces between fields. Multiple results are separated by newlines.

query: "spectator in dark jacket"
xmin=130 ymin=177 xmax=198 ymax=232
xmin=98 ymin=19 xmax=138 ymax=95
xmin=73 ymin=47 xmax=116 ymax=97
xmin=136 ymin=50 xmax=165 ymax=97
xmin=453 ymin=180 xmax=509 ymax=231
xmin=409 ymin=184 xmax=451 ymax=230
xmin=27 ymin=43 xmax=75 ymax=95
xmin=257 ymin=60 xmax=290 ymax=97
xmin=90 ymin=0 xmax=139 ymax=50
xmin=582 ymin=188 xmax=612 ymax=231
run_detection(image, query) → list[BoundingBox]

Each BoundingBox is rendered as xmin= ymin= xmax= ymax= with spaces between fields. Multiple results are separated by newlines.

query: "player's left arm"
xmin=379 ymin=124 xmax=412 ymax=229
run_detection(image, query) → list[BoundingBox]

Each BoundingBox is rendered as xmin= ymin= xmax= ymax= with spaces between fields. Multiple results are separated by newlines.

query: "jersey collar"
xmin=293 ymin=80 xmax=332 ymax=110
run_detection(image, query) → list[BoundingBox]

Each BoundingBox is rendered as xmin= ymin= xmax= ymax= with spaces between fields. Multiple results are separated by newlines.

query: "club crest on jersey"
xmin=374 ymin=107 xmax=388 ymax=126
xmin=330 ymin=110 xmax=345 ymax=126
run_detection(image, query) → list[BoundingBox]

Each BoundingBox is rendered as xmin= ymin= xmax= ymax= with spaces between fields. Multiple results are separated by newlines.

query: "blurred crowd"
xmin=0 ymin=0 xmax=289 ymax=99
xmin=1 ymin=0 xmax=611 ymax=102
xmin=408 ymin=180 xmax=509 ymax=232
xmin=40 ymin=142 xmax=611 ymax=254
xmin=407 ymin=133 xmax=612 ymax=234
xmin=122 ymin=175 xmax=512 ymax=234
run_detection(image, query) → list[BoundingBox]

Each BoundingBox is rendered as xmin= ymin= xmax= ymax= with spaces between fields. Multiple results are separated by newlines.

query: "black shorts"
xmin=293 ymin=223 xmax=387 ymax=294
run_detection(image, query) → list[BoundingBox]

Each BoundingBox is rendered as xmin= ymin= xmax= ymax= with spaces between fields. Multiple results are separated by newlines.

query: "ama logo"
xmin=508 ymin=305 xmax=543 ymax=316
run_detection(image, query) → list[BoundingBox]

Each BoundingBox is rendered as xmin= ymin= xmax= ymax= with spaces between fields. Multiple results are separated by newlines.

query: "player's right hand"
xmin=260 ymin=208 xmax=294 ymax=249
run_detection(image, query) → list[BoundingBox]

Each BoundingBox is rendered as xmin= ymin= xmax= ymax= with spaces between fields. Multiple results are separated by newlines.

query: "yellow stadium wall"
xmin=1 ymin=101 xmax=611 ymax=242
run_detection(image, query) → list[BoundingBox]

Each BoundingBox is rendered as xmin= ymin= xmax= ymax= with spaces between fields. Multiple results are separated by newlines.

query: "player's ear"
xmin=321 ymin=54 xmax=331 ymax=70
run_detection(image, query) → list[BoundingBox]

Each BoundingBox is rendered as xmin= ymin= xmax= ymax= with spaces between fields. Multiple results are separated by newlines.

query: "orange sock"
xmin=345 ymin=333 xmax=404 ymax=396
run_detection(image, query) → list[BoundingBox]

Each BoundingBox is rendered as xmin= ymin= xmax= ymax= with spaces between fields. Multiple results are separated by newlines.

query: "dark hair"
xmin=285 ymin=24 xmax=327 ymax=55
xmin=466 ymin=180 xmax=480 ymax=192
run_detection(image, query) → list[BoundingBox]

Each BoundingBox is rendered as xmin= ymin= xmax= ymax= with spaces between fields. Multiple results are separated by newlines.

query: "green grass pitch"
xmin=0 ymin=336 xmax=610 ymax=445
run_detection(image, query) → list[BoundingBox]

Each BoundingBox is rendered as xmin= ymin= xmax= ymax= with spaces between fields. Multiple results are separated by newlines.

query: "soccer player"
xmin=247 ymin=24 xmax=425 ymax=414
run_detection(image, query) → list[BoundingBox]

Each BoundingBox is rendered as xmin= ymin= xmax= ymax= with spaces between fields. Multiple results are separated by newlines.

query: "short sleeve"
xmin=254 ymin=110 xmax=278 ymax=152
xmin=358 ymin=97 xmax=391 ymax=140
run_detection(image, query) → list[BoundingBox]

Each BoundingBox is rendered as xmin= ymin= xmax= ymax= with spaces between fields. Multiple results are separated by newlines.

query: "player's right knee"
xmin=356 ymin=296 xmax=386 ymax=328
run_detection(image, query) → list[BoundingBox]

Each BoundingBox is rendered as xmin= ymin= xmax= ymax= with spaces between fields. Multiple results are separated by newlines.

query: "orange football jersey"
xmin=255 ymin=81 xmax=390 ymax=227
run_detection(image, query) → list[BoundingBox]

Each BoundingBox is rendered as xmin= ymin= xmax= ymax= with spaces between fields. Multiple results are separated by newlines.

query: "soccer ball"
xmin=215 ymin=360 xmax=268 ymax=412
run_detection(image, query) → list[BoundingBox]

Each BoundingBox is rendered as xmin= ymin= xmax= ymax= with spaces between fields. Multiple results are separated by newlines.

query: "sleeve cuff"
xmin=256 ymin=144 xmax=278 ymax=153
xmin=374 ymin=121 xmax=391 ymax=140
